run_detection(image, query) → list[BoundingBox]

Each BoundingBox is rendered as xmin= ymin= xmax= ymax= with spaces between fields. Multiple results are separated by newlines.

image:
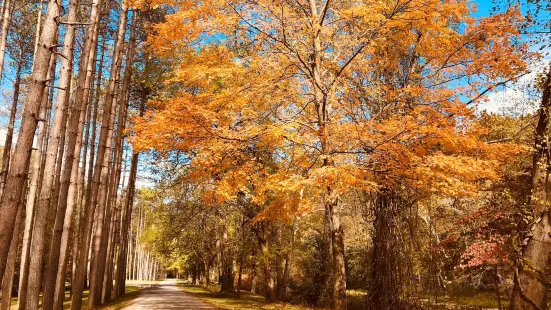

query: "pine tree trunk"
xmin=0 ymin=0 xmax=12 ymax=85
xmin=68 ymin=0 xmax=105 ymax=306
xmin=0 ymin=196 xmax=22 ymax=310
xmin=87 ymin=4 xmax=128 ymax=306
xmin=0 ymin=47 xmax=22 ymax=196
xmin=110 ymin=19 xmax=137 ymax=296
xmin=0 ymin=47 xmax=24 ymax=310
xmin=25 ymin=50 xmax=60 ymax=310
xmin=17 ymin=65 xmax=52 ymax=310
xmin=40 ymin=0 xmax=79 ymax=305
xmin=70 ymin=27 xmax=105 ymax=298
xmin=510 ymin=68 xmax=551 ymax=310
xmin=116 ymin=150 xmax=139 ymax=295
xmin=0 ymin=0 xmax=59 ymax=281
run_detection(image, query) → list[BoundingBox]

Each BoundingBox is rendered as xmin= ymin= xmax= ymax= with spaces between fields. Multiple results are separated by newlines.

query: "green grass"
xmin=101 ymin=286 xmax=142 ymax=310
xmin=417 ymin=289 xmax=509 ymax=309
xmin=178 ymin=283 xmax=313 ymax=310
xmin=8 ymin=286 xmax=144 ymax=310
xmin=449 ymin=290 xmax=508 ymax=309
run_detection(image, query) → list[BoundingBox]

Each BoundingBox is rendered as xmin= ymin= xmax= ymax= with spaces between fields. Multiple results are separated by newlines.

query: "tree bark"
xmin=328 ymin=197 xmax=347 ymax=310
xmin=0 ymin=46 xmax=24 ymax=310
xmin=25 ymin=51 xmax=61 ymax=310
xmin=87 ymin=4 xmax=128 ymax=307
xmin=106 ymin=18 xmax=137 ymax=298
xmin=0 ymin=195 xmax=22 ymax=310
xmin=17 ymin=63 xmax=52 ymax=310
xmin=39 ymin=0 xmax=79 ymax=305
xmin=0 ymin=46 xmax=22 ymax=196
xmin=0 ymin=0 xmax=12 ymax=86
xmin=116 ymin=150 xmax=140 ymax=295
xmin=510 ymin=68 xmax=551 ymax=310
xmin=68 ymin=0 xmax=105 ymax=306
xmin=0 ymin=0 xmax=59 ymax=281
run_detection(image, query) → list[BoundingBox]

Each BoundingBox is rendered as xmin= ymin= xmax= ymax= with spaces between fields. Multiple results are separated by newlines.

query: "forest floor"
xmin=178 ymin=283 xmax=314 ymax=309
xmin=178 ymin=283 xmax=507 ymax=310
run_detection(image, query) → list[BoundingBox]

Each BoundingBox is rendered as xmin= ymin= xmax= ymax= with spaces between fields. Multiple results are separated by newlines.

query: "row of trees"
xmin=0 ymin=0 xmax=162 ymax=309
xmin=131 ymin=0 xmax=551 ymax=310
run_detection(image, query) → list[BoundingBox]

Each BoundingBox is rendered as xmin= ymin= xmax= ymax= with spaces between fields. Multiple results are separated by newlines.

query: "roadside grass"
xmin=447 ymin=290 xmax=508 ymax=309
xmin=9 ymin=285 xmax=145 ymax=310
xmin=178 ymin=283 xmax=313 ymax=310
xmin=179 ymin=285 xmax=506 ymax=310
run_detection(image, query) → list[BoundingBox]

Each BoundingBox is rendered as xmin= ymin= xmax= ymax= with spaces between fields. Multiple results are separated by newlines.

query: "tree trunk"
xmin=0 ymin=0 xmax=12 ymax=86
xmin=116 ymin=87 xmax=143 ymax=297
xmin=0 ymin=46 xmax=22 ymax=196
xmin=327 ymin=197 xmax=347 ymax=310
xmin=40 ymin=0 xmax=79 ymax=305
xmin=87 ymin=4 xmax=128 ymax=307
xmin=250 ymin=248 xmax=257 ymax=294
xmin=0 ymin=0 xmax=59 ymax=281
xmin=258 ymin=235 xmax=274 ymax=302
xmin=0 ymin=196 xmax=22 ymax=310
xmin=17 ymin=63 xmax=52 ymax=310
xmin=70 ymin=25 xmax=105 ymax=299
xmin=510 ymin=68 xmax=551 ymax=310
xmin=26 ymin=51 xmax=59 ymax=309
xmin=68 ymin=0 xmax=105 ymax=306
xmin=108 ymin=16 xmax=137 ymax=297
xmin=0 ymin=46 xmax=24 ymax=310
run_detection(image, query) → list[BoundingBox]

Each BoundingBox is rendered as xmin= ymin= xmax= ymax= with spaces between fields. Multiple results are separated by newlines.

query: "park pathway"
xmin=120 ymin=279 xmax=215 ymax=309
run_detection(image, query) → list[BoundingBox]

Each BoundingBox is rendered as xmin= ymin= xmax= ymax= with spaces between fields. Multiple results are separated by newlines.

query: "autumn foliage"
xmin=134 ymin=0 xmax=529 ymax=217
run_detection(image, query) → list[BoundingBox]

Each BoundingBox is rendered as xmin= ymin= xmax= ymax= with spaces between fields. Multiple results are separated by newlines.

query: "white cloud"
xmin=477 ymin=71 xmax=539 ymax=115
xmin=476 ymin=54 xmax=549 ymax=115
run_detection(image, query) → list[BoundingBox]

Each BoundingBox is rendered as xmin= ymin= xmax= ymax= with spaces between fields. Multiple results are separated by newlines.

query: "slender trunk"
xmin=237 ymin=256 xmax=243 ymax=297
xmin=0 ymin=48 xmax=24 ymax=310
xmin=54 ymin=85 xmax=93 ymax=310
xmin=68 ymin=0 xmax=105 ymax=305
xmin=281 ymin=224 xmax=295 ymax=299
xmin=262 ymin=244 xmax=274 ymax=302
xmin=25 ymin=49 xmax=60 ymax=310
xmin=0 ymin=195 xmax=22 ymax=310
xmin=0 ymin=0 xmax=12 ymax=84
xmin=307 ymin=0 xmax=347 ymax=308
xmin=39 ymin=0 xmax=79 ymax=305
xmin=87 ymin=5 xmax=128 ymax=306
xmin=102 ymin=202 xmax=117 ymax=303
xmin=250 ymin=247 xmax=257 ymax=294
xmin=328 ymin=197 xmax=346 ymax=310
xmin=117 ymin=146 xmax=139 ymax=295
xmin=0 ymin=0 xmax=59 ymax=280
xmin=17 ymin=63 xmax=52 ymax=310
xmin=71 ymin=27 xmax=105 ymax=295
xmin=31 ymin=1 xmax=43 ymax=72
xmin=111 ymin=19 xmax=137 ymax=296
xmin=0 ymin=47 xmax=22 ymax=196
xmin=103 ymin=48 xmax=134 ymax=300
xmin=510 ymin=68 xmax=551 ymax=310
xmin=275 ymin=226 xmax=284 ymax=301
xmin=89 ymin=59 xmax=119 ymax=307
xmin=255 ymin=228 xmax=274 ymax=302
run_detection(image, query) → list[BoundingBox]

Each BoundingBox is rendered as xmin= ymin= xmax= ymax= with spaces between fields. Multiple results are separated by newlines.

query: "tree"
xmin=0 ymin=0 xmax=59 ymax=281
xmin=134 ymin=1 xmax=529 ymax=308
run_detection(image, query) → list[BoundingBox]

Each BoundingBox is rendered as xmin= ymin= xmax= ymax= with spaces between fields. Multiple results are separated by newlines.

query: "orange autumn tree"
xmin=133 ymin=1 xmax=529 ymax=309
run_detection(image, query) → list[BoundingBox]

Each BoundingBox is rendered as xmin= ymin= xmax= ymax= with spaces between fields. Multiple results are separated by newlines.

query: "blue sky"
xmin=472 ymin=1 xmax=492 ymax=16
